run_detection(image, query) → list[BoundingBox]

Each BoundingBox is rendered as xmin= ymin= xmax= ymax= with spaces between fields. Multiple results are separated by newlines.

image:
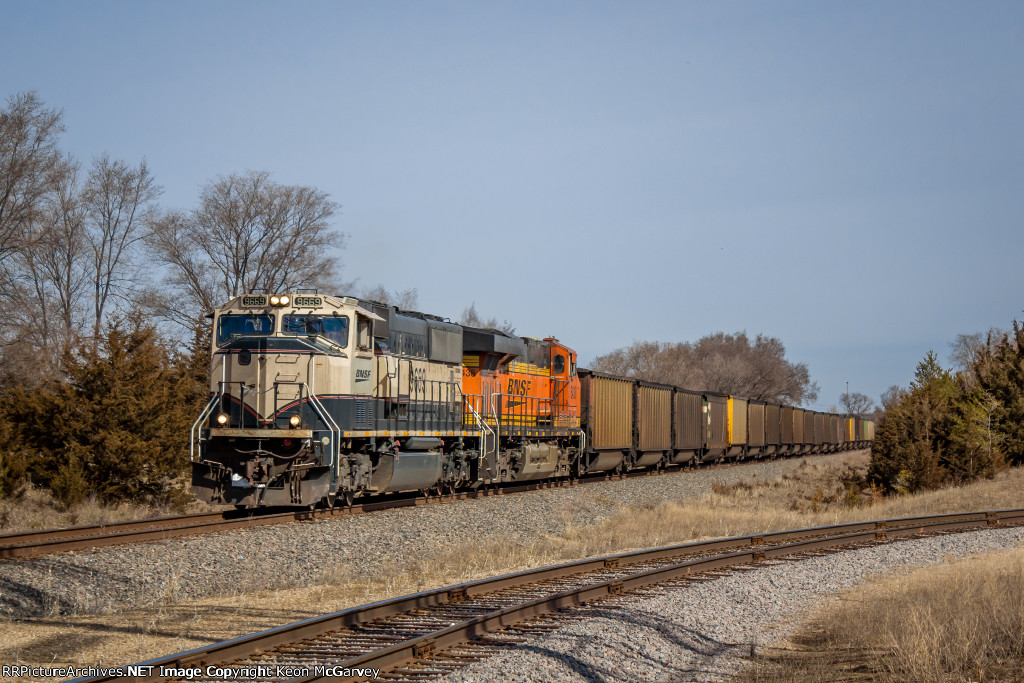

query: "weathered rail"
xmin=0 ymin=482 xmax=567 ymax=559
xmin=68 ymin=507 xmax=1024 ymax=683
xmin=1 ymin=450 xmax=857 ymax=559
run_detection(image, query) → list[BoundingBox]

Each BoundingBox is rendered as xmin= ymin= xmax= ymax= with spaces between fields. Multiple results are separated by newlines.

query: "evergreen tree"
xmin=4 ymin=323 xmax=205 ymax=507
xmin=945 ymin=389 xmax=1001 ymax=483
xmin=868 ymin=351 xmax=956 ymax=493
xmin=974 ymin=322 xmax=1024 ymax=464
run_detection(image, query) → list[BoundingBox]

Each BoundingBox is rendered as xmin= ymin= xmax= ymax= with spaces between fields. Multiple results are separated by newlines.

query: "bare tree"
xmin=0 ymin=92 xmax=64 ymax=267
xmin=363 ymin=285 xmax=418 ymax=310
xmin=591 ymin=331 xmax=818 ymax=405
xmin=9 ymin=158 xmax=88 ymax=357
xmin=82 ymin=154 xmax=160 ymax=346
xmin=880 ymin=385 xmax=906 ymax=411
xmin=461 ymin=303 xmax=515 ymax=334
xmin=840 ymin=391 xmax=876 ymax=416
xmin=147 ymin=171 xmax=343 ymax=324
xmin=949 ymin=328 xmax=1006 ymax=391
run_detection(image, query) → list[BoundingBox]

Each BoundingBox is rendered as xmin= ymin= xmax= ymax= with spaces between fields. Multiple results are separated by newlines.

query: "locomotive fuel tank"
xmin=510 ymin=442 xmax=564 ymax=481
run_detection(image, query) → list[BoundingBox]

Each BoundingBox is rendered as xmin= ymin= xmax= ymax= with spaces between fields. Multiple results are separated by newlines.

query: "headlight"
xmin=216 ymin=413 xmax=229 ymax=425
xmin=289 ymin=415 xmax=301 ymax=427
xmin=270 ymin=295 xmax=281 ymax=306
xmin=279 ymin=295 xmax=290 ymax=306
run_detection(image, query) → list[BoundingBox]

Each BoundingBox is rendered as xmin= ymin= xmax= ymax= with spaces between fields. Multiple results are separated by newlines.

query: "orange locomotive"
xmin=459 ymin=328 xmax=580 ymax=483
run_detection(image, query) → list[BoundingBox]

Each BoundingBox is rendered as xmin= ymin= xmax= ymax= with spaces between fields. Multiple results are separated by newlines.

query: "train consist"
xmin=191 ymin=292 xmax=874 ymax=507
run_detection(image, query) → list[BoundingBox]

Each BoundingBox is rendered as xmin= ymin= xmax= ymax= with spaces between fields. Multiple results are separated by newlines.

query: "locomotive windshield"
xmin=282 ymin=314 xmax=349 ymax=348
xmin=216 ymin=314 xmax=274 ymax=346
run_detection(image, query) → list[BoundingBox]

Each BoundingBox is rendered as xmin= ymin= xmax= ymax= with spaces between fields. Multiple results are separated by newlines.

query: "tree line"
xmin=868 ymin=323 xmax=1024 ymax=493
xmin=15 ymin=89 xmax=1002 ymax=511
xmin=1 ymin=92 xmax=349 ymax=383
xmin=0 ymin=91 xmax=353 ymax=507
xmin=591 ymin=332 xmax=819 ymax=406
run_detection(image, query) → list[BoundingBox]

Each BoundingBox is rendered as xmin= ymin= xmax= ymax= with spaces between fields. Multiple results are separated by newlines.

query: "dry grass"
xmin=0 ymin=485 xmax=225 ymax=534
xmin=550 ymin=452 xmax=1024 ymax=558
xmin=5 ymin=450 xmax=1024 ymax=681
xmin=743 ymin=547 xmax=1024 ymax=682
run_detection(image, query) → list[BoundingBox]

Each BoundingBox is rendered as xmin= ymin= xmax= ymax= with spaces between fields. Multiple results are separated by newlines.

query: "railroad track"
xmin=0 ymin=481 xmax=571 ymax=560
xmin=69 ymin=507 xmax=1024 ymax=683
xmin=0 ymin=450 xmax=857 ymax=560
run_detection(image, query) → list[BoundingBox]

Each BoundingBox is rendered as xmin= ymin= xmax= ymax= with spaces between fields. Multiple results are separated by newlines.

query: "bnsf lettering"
xmin=507 ymin=378 xmax=532 ymax=395
xmin=355 ymin=369 xmax=372 ymax=379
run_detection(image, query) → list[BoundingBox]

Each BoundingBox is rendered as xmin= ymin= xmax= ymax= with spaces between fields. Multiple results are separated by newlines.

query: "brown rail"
xmin=0 ymin=476 xmax=607 ymax=559
xmin=68 ymin=507 xmax=1024 ymax=683
xmin=0 ymin=450 xmax=826 ymax=559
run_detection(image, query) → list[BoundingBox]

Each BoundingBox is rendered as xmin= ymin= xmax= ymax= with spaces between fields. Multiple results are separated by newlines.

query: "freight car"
xmin=191 ymin=292 xmax=873 ymax=507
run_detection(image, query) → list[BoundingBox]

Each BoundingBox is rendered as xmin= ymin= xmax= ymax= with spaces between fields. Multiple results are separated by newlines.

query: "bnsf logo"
xmin=507 ymin=378 xmax=532 ymax=395
xmin=355 ymin=369 xmax=372 ymax=382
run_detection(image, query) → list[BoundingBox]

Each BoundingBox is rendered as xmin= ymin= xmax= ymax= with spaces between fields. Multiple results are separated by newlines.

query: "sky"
xmin=2 ymin=1 xmax=1022 ymax=410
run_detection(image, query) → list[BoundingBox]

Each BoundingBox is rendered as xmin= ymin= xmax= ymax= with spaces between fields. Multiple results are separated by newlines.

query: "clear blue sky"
xmin=3 ymin=1 xmax=1022 ymax=409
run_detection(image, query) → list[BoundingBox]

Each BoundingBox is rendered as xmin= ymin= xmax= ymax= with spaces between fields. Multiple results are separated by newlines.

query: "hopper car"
xmin=191 ymin=292 xmax=874 ymax=507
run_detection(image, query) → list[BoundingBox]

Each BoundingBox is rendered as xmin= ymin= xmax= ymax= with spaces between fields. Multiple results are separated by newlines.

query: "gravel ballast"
xmin=436 ymin=526 xmax=1024 ymax=683
xmin=0 ymin=453 xmax=862 ymax=618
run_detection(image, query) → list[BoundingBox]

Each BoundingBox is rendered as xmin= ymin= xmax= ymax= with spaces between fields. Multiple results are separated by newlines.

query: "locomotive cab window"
xmin=216 ymin=314 xmax=274 ymax=346
xmin=553 ymin=354 xmax=566 ymax=374
xmin=356 ymin=315 xmax=372 ymax=352
xmin=282 ymin=314 xmax=349 ymax=348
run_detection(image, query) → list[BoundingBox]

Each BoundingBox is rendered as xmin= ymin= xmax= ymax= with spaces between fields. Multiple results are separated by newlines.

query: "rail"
xmin=68 ymin=508 xmax=1024 ymax=683
xmin=4 ymin=448 xmax=873 ymax=559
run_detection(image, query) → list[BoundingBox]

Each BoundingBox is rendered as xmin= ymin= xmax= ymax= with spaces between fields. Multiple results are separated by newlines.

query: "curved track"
xmin=68 ymin=508 xmax=1024 ymax=683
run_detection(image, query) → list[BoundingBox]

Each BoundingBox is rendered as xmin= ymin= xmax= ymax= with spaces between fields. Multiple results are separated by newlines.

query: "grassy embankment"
xmin=0 ymin=485 xmax=219 ymax=534
xmin=741 ymin=547 xmax=1024 ymax=682
xmin=4 ymin=450 xmax=1023 ymax=680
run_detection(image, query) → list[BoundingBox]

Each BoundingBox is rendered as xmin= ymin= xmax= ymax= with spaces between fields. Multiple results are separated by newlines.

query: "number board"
xmin=293 ymin=295 xmax=323 ymax=308
xmin=241 ymin=295 xmax=268 ymax=307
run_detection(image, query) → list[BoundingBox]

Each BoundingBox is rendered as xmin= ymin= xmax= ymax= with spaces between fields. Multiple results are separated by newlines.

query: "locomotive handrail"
xmin=462 ymin=390 xmax=494 ymax=478
xmin=301 ymin=382 xmax=339 ymax=471
xmin=190 ymin=394 xmax=221 ymax=463
xmin=490 ymin=391 xmax=501 ymax=454
xmin=490 ymin=391 xmax=558 ymax=428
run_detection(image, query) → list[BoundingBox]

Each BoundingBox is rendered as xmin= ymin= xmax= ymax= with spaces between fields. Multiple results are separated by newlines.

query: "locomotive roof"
xmin=461 ymin=325 xmax=527 ymax=358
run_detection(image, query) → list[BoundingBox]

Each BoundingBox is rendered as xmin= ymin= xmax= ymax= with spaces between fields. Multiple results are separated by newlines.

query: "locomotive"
xmin=190 ymin=292 xmax=873 ymax=507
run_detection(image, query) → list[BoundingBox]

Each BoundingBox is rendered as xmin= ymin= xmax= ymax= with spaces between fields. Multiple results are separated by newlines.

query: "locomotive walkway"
xmin=68 ymin=508 xmax=1024 ymax=683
